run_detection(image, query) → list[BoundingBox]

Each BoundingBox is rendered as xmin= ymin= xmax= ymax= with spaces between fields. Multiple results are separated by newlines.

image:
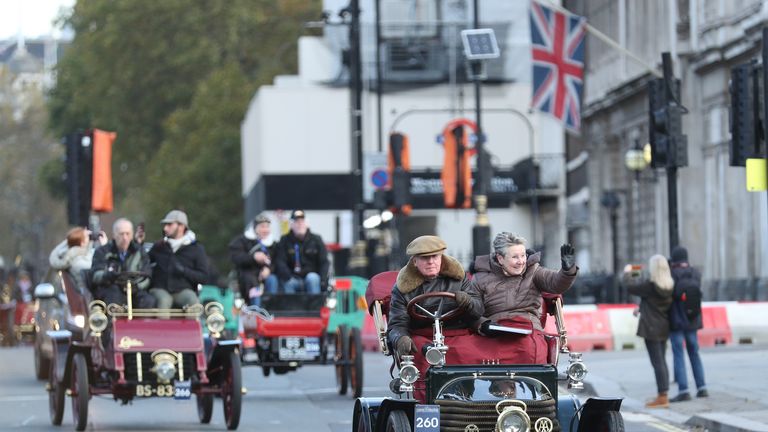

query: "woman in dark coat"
xmin=623 ymin=254 xmax=674 ymax=408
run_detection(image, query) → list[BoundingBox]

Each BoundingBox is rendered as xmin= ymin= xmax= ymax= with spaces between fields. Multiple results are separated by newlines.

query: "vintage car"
xmin=33 ymin=268 xmax=91 ymax=380
xmin=352 ymin=271 xmax=625 ymax=432
xmin=0 ymin=277 xmax=36 ymax=346
xmin=46 ymin=271 xmax=243 ymax=431
xmin=239 ymin=286 xmax=365 ymax=398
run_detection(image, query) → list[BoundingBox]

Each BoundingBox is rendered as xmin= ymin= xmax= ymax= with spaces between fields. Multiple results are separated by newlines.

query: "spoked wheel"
xmin=222 ymin=351 xmax=242 ymax=430
xmin=35 ymin=338 xmax=50 ymax=380
xmin=349 ymin=327 xmax=364 ymax=398
xmin=71 ymin=353 xmax=89 ymax=431
xmin=48 ymin=353 xmax=64 ymax=425
xmin=386 ymin=410 xmax=412 ymax=432
xmin=596 ymin=411 xmax=625 ymax=432
xmin=197 ymin=393 xmax=213 ymax=424
xmin=334 ymin=325 xmax=349 ymax=395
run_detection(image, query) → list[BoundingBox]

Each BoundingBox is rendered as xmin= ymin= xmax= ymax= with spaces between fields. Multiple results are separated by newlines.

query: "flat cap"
xmin=406 ymin=235 xmax=447 ymax=256
xmin=252 ymin=213 xmax=271 ymax=226
xmin=161 ymin=210 xmax=189 ymax=227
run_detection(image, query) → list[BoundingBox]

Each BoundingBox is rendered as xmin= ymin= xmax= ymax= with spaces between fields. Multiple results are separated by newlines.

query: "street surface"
xmin=1 ymin=344 xmax=765 ymax=431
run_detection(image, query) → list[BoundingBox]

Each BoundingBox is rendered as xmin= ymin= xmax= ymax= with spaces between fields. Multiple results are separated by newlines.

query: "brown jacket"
xmin=387 ymin=254 xmax=482 ymax=347
xmin=468 ymin=253 xmax=577 ymax=331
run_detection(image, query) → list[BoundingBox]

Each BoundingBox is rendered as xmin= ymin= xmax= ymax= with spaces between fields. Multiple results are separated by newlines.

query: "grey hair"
xmin=112 ymin=218 xmax=133 ymax=236
xmin=492 ymin=232 xmax=527 ymax=257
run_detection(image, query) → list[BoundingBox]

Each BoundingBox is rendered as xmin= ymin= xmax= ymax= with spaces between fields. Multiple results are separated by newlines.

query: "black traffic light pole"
xmin=661 ymin=53 xmax=680 ymax=251
xmin=762 ymin=28 xmax=768 ymax=233
xmin=471 ymin=0 xmax=491 ymax=260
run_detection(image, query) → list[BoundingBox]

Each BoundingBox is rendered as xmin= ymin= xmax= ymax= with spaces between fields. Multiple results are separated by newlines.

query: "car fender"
xmin=557 ymin=393 xmax=582 ymax=430
xmin=374 ymin=398 xmax=417 ymax=431
xmin=577 ymin=397 xmax=624 ymax=432
xmin=207 ymin=337 xmax=241 ymax=369
xmin=47 ymin=330 xmax=71 ymax=383
xmin=353 ymin=397 xmax=386 ymax=432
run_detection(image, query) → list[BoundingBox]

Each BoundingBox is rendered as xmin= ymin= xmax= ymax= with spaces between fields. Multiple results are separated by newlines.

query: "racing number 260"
xmin=415 ymin=417 xmax=439 ymax=428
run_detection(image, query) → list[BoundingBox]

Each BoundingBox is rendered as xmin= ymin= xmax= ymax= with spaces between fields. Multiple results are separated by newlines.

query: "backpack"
xmin=674 ymin=268 xmax=702 ymax=322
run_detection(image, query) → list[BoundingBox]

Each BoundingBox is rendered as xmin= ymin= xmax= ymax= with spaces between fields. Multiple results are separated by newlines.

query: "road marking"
xmin=647 ymin=421 xmax=688 ymax=432
xmin=0 ymin=395 xmax=48 ymax=402
xmin=21 ymin=416 xmax=35 ymax=426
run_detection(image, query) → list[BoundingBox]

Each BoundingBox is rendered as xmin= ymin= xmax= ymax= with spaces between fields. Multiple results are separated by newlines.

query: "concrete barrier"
xmin=602 ymin=305 xmax=645 ymax=351
xmin=699 ymin=303 xmax=732 ymax=347
xmin=724 ymin=301 xmax=768 ymax=345
xmin=560 ymin=305 xmax=614 ymax=351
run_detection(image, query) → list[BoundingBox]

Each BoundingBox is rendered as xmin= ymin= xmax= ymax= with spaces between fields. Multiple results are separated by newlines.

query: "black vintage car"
xmin=353 ymin=271 xmax=625 ymax=432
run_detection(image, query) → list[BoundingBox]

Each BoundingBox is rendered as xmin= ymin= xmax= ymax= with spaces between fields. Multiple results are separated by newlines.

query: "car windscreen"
xmin=435 ymin=376 xmax=553 ymax=402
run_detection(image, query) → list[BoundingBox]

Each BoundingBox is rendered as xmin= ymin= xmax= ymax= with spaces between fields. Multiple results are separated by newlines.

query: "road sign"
xmin=371 ymin=169 xmax=388 ymax=189
xmin=363 ymin=152 xmax=388 ymax=202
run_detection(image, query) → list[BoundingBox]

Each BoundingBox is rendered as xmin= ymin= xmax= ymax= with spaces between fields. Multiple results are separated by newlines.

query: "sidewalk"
xmin=582 ymin=346 xmax=768 ymax=431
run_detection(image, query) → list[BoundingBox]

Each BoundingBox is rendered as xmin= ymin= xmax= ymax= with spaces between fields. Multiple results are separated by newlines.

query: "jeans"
xmin=282 ymin=273 xmax=321 ymax=294
xmin=248 ymin=275 xmax=279 ymax=306
xmin=644 ymin=339 xmax=669 ymax=394
xmin=670 ymin=329 xmax=707 ymax=393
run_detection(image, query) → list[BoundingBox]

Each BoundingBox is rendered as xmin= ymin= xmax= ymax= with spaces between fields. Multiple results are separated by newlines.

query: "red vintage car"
xmin=239 ymin=291 xmax=364 ymax=398
xmin=47 ymin=271 xmax=243 ymax=431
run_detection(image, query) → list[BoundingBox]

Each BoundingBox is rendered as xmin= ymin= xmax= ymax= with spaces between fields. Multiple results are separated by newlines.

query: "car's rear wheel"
xmin=597 ymin=411 xmax=625 ymax=432
xmin=385 ymin=410 xmax=411 ymax=432
xmin=262 ymin=366 xmax=271 ymax=377
xmin=71 ymin=353 xmax=89 ymax=431
xmin=335 ymin=325 xmax=349 ymax=395
xmin=35 ymin=337 xmax=50 ymax=380
xmin=222 ymin=351 xmax=242 ymax=430
xmin=197 ymin=393 xmax=213 ymax=424
xmin=349 ymin=327 xmax=364 ymax=398
xmin=48 ymin=353 xmax=64 ymax=425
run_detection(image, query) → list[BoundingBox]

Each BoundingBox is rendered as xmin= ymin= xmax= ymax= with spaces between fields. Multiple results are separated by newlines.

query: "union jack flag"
xmin=530 ymin=1 xmax=587 ymax=132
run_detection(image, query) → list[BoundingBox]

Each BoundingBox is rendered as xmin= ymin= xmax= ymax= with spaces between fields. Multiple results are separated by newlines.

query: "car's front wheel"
xmin=71 ymin=353 xmax=89 ymax=431
xmin=48 ymin=353 xmax=64 ymax=425
xmin=34 ymin=337 xmax=50 ymax=380
xmin=385 ymin=410 xmax=411 ymax=432
xmin=222 ymin=351 xmax=242 ymax=430
xmin=197 ymin=393 xmax=213 ymax=423
xmin=597 ymin=411 xmax=625 ymax=432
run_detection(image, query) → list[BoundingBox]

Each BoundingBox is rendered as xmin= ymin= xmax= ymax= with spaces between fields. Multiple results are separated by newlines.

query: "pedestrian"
xmin=468 ymin=233 xmax=578 ymax=363
xmin=387 ymin=235 xmax=482 ymax=402
xmin=148 ymin=210 xmax=208 ymax=309
xmin=623 ymin=255 xmax=674 ymax=408
xmin=228 ymin=213 xmax=278 ymax=305
xmin=274 ymin=210 xmax=329 ymax=294
xmin=668 ymin=246 xmax=708 ymax=402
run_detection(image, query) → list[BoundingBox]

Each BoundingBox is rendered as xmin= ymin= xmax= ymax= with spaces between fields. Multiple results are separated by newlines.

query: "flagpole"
xmin=537 ymin=0 xmax=663 ymax=78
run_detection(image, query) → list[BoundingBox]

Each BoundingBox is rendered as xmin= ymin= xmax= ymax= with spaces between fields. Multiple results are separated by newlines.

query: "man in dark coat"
xmin=92 ymin=218 xmax=156 ymax=309
xmin=149 ymin=210 xmax=208 ymax=309
xmin=386 ymin=235 xmax=482 ymax=402
xmin=274 ymin=210 xmax=329 ymax=294
xmin=668 ymin=246 xmax=709 ymax=402
xmin=228 ymin=213 xmax=278 ymax=305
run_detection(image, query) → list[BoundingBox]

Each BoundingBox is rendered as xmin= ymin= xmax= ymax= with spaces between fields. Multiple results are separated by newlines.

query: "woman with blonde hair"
xmin=623 ymin=254 xmax=674 ymax=408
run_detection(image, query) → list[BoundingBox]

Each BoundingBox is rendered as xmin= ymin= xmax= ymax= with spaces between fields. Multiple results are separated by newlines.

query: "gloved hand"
xmin=525 ymin=248 xmax=536 ymax=258
xmin=395 ymin=336 xmax=417 ymax=358
xmin=454 ymin=291 xmax=472 ymax=308
xmin=104 ymin=267 xmax=118 ymax=282
xmin=560 ymin=243 xmax=576 ymax=271
xmin=480 ymin=320 xmax=500 ymax=337
xmin=171 ymin=261 xmax=187 ymax=277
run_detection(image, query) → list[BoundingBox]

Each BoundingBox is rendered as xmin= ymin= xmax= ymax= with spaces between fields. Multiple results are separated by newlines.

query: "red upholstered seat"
xmin=365 ymin=271 xmax=398 ymax=316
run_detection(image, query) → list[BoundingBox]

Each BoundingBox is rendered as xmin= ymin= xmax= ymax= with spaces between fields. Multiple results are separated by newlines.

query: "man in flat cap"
xmin=228 ymin=213 xmax=278 ymax=305
xmin=386 ymin=235 xmax=482 ymax=401
xmin=274 ymin=210 xmax=329 ymax=294
xmin=148 ymin=210 xmax=209 ymax=309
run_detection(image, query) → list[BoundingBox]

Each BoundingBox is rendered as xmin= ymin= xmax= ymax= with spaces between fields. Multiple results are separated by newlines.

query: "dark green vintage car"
xmin=354 ymin=271 xmax=625 ymax=432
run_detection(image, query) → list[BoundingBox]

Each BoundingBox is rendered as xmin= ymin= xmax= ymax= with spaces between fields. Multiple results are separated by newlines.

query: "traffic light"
xmin=64 ymin=132 xmax=92 ymax=227
xmin=728 ymin=61 xmax=763 ymax=166
xmin=441 ymin=123 xmax=472 ymax=209
xmin=388 ymin=132 xmax=411 ymax=214
xmin=648 ymin=77 xmax=687 ymax=168
xmin=92 ymin=129 xmax=116 ymax=213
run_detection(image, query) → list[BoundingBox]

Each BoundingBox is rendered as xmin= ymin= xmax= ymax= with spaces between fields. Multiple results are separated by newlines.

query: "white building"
xmin=241 ymin=0 xmax=572 ymax=270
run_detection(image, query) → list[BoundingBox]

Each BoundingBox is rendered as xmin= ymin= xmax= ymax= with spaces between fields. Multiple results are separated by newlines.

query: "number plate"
xmin=135 ymin=383 xmax=175 ymax=398
xmin=174 ymin=380 xmax=191 ymax=400
xmin=278 ymin=336 xmax=320 ymax=360
xmin=414 ymin=405 xmax=440 ymax=432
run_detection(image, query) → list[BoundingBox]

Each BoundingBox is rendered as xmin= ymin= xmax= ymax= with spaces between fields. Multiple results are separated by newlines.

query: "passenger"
xmin=274 ymin=210 xmax=329 ymax=294
xmin=228 ymin=213 xmax=278 ymax=305
xmin=91 ymin=218 xmax=156 ymax=309
xmin=387 ymin=235 xmax=482 ymax=402
xmin=148 ymin=210 xmax=207 ymax=309
xmin=469 ymin=233 xmax=577 ymax=364
xmin=49 ymin=226 xmax=107 ymax=290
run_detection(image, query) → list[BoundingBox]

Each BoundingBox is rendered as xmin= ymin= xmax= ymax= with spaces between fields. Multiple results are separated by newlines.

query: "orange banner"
xmin=91 ymin=129 xmax=116 ymax=213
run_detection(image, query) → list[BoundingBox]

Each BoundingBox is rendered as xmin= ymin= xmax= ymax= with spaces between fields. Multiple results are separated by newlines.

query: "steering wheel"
xmin=406 ymin=292 xmax=466 ymax=322
xmin=113 ymin=271 xmax=150 ymax=287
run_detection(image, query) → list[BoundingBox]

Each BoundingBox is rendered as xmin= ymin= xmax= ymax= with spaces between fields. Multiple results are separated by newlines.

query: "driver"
xmin=387 ymin=235 xmax=482 ymax=402
xmin=91 ymin=218 xmax=156 ymax=309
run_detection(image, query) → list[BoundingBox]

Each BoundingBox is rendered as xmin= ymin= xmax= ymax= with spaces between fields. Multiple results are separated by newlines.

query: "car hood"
xmin=113 ymin=318 xmax=203 ymax=352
